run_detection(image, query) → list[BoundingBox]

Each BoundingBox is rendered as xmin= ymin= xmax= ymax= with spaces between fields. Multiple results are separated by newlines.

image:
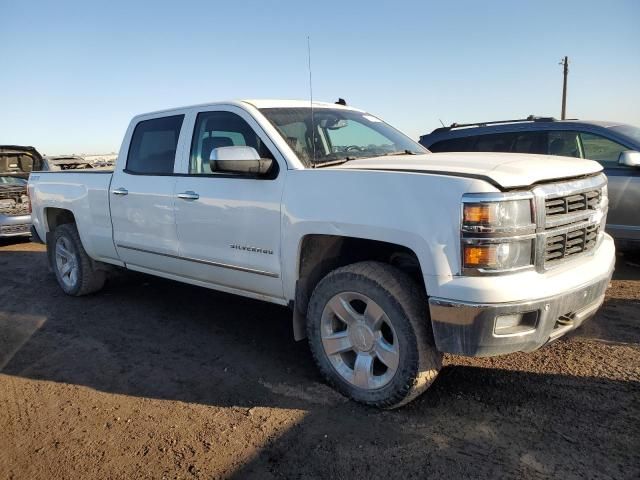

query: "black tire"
xmin=49 ymin=223 xmax=106 ymax=296
xmin=307 ymin=261 xmax=442 ymax=409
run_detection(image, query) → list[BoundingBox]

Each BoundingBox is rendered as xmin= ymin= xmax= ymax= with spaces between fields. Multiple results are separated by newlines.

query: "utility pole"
xmin=559 ymin=56 xmax=569 ymax=120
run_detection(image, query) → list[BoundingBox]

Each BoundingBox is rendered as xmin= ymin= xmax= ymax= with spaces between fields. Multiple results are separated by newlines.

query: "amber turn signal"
xmin=463 ymin=245 xmax=496 ymax=267
xmin=463 ymin=204 xmax=493 ymax=224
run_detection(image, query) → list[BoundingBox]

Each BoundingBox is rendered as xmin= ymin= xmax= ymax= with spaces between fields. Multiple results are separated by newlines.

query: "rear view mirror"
xmin=318 ymin=115 xmax=348 ymax=130
xmin=209 ymin=146 xmax=273 ymax=175
xmin=618 ymin=150 xmax=640 ymax=168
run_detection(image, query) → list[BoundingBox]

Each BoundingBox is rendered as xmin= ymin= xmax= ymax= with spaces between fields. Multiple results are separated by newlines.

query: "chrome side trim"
xmin=116 ymin=244 xmax=280 ymax=278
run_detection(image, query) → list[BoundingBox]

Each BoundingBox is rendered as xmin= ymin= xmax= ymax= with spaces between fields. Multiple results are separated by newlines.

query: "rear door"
xmin=172 ymin=106 xmax=285 ymax=299
xmin=110 ymin=114 xmax=187 ymax=272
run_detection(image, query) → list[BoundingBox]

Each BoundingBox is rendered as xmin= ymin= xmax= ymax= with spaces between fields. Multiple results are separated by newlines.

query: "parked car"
xmin=0 ymin=145 xmax=43 ymax=238
xmin=419 ymin=117 xmax=640 ymax=248
xmin=43 ymin=155 xmax=94 ymax=171
xmin=29 ymin=100 xmax=615 ymax=408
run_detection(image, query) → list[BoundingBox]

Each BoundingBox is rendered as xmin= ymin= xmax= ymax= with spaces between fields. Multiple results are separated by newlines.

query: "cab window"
xmin=189 ymin=111 xmax=274 ymax=174
xmin=126 ymin=115 xmax=184 ymax=174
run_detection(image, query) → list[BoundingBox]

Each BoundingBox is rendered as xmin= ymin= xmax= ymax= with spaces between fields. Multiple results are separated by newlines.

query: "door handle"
xmin=111 ymin=187 xmax=128 ymax=196
xmin=177 ymin=191 xmax=200 ymax=200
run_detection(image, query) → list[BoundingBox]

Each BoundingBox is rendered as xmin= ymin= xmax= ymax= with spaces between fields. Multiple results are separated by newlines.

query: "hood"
xmin=0 ymin=145 xmax=45 ymax=179
xmin=335 ymin=152 xmax=603 ymax=189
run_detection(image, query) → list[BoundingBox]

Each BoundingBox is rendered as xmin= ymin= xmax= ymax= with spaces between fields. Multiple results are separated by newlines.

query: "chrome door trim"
xmin=116 ymin=244 xmax=279 ymax=278
xmin=176 ymin=191 xmax=200 ymax=200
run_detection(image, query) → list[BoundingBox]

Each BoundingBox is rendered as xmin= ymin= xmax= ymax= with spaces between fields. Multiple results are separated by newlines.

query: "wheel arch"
xmin=45 ymin=207 xmax=76 ymax=232
xmin=290 ymin=233 xmax=428 ymax=340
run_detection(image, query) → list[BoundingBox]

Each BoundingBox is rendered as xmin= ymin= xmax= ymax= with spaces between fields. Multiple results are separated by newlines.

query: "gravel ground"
xmin=0 ymin=239 xmax=638 ymax=479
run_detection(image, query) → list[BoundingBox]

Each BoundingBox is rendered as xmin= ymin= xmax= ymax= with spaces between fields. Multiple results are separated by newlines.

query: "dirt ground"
xmin=0 ymin=239 xmax=638 ymax=479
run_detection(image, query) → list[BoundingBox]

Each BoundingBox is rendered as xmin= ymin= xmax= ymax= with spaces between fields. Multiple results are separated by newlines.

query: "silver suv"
xmin=420 ymin=118 xmax=640 ymax=248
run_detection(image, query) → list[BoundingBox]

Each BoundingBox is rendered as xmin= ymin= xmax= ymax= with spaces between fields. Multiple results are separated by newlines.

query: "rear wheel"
xmin=307 ymin=261 xmax=442 ymax=409
xmin=50 ymin=223 xmax=105 ymax=296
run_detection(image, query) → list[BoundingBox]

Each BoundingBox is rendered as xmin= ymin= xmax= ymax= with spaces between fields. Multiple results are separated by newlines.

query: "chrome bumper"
xmin=0 ymin=214 xmax=31 ymax=238
xmin=428 ymin=268 xmax=614 ymax=357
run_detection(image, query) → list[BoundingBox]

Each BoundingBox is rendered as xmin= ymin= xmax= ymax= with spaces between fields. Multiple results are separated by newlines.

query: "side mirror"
xmin=209 ymin=146 xmax=273 ymax=175
xmin=618 ymin=150 xmax=640 ymax=168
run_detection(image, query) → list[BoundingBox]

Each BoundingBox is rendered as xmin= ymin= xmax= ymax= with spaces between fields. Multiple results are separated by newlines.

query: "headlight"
xmin=462 ymin=199 xmax=533 ymax=233
xmin=462 ymin=239 xmax=533 ymax=271
xmin=461 ymin=194 xmax=535 ymax=274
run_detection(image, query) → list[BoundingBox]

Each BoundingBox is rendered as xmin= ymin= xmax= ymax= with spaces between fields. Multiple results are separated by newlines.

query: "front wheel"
xmin=50 ymin=223 xmax=106 ymax=296
xmin=307 ymin=261 xmax=442 ymax=409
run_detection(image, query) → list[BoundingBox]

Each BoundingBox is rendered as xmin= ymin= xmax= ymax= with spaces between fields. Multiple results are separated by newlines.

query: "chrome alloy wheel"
xmin=320 ymin=292 xmax=399 ymax=390
xmin=55 ymin=236 xmax=79 ymax=288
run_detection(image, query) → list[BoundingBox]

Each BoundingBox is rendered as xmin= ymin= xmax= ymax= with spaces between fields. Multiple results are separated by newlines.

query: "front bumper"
xmin=0 ymin=214 xmax=31 ymax=238
xmin=428 ymin=261 xmax=614 ymax=357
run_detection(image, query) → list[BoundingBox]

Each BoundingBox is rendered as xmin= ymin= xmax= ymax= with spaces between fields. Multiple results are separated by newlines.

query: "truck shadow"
xmin=0 ymin=246 xmax=639 ymax=477
xmin=228 ymin=365 xmax=639 ymax=479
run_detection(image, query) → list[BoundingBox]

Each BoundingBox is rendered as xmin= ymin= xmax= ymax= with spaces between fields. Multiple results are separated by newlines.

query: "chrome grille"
xmin=0 ymin=223 xmax=30 ymax=235
xmin=0 ymin=186 xmax=30 ymax=216
xmin=545 ymin=189 xmax=601 ymax=219
xmin=544 ymin=224 xmax=599 ymax=264
xmin=533 ymin=174 xmax=607 ymax=270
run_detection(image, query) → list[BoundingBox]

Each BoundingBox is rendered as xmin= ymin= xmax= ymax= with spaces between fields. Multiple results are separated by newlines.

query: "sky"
xmin=1 ymin=0 xmax=639 ymax=155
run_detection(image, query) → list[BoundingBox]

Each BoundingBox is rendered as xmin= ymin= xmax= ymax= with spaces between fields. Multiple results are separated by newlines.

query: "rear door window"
xmin=471 ymin=133 xmax=517 ymax=153
xmin=547 ymin=131 xmax=580 ymax=158
xmin=127 ymin=115 xmax=184 ymax=174
xmin=512 ymin=132 xmax=547 ymax=154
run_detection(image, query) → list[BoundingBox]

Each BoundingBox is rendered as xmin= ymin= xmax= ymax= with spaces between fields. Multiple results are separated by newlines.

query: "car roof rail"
xmin=428 ymin=115 xmax=577 ymax=134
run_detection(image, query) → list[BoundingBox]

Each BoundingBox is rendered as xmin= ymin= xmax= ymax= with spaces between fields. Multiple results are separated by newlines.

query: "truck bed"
xmin=28 ymin=170 xmax=120 ymax=264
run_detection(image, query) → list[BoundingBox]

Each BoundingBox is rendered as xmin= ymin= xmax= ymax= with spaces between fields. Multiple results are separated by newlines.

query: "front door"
xmin=172 ymin=107 xmax=285 ymax=299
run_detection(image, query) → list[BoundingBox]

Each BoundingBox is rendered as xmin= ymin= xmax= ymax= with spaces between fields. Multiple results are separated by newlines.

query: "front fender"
xmin=280 ymin=169 xmax=496 ymax=301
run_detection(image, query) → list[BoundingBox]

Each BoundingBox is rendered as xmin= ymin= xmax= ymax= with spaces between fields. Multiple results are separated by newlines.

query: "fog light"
xmin=495 ymin=314 xmax=522 ymax=330
xmin=494 ymin=311 xmax=538 ymax=335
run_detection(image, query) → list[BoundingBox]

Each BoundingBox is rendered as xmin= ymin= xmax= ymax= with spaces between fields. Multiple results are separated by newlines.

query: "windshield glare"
xmin=260 ymin=107 xmax=427 ymax=165
xmin=610 ymin=124 xmax=640 ymax=145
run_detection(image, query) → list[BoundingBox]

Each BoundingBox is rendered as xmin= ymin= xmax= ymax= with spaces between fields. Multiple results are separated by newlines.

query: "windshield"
xmin=260 ymin=107 xmax=427 ymax=166
xmin=609 ymin=124 xmax=640 ymax=145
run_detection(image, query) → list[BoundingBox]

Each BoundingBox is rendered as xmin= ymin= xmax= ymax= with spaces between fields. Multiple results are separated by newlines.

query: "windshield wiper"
xmin=382 ymin=149 xmax=418 ymax=156
xmin=311 ymin=157 xmax=357 ymax=168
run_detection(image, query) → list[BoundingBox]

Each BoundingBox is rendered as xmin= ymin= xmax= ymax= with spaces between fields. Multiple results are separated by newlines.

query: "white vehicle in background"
xmin=28 ymin=100 xmax=615 ymax=408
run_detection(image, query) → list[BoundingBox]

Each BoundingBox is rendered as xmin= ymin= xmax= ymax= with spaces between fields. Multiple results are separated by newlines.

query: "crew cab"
xmin=28 ymin=100 xmax=615 ymax=408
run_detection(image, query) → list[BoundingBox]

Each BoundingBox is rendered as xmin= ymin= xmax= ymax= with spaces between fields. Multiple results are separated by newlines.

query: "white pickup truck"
xmin=28 ymin=100 xmax=615 ymax=408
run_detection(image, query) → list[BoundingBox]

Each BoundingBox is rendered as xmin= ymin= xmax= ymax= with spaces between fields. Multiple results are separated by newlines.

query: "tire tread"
xmin=307 ymin=261 xmax=442 ymax=409
xmin=52 ymin=223 xmax=106 ymax=296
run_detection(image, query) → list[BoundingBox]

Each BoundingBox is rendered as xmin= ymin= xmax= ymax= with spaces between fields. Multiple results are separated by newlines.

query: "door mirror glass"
xmin=618 ymin=150 xmax=640 ymax=168
xmin=210 ymin=146 xmax=273 ymax=175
